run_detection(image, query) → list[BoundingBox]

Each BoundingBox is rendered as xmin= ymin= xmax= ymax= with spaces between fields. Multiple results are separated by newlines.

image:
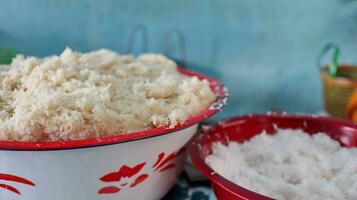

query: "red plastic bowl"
xmin=188 ymin=114 xmax=357 ymax=200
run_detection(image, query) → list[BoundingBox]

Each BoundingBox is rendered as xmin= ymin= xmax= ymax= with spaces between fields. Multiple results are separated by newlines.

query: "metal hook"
xmin=126 ymin=24 xmax=148 ymax=54
xmin=161 ymin=27 xmax=187 ymax=66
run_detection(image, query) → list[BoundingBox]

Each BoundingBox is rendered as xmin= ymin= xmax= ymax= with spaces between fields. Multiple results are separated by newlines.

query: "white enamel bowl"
xmin=0 ymin=68 xmax=228 ymax=200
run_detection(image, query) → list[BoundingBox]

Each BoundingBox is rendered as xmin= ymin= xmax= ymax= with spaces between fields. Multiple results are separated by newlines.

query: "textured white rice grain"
xmin=206 ymin=129 xmax=357 ymax=200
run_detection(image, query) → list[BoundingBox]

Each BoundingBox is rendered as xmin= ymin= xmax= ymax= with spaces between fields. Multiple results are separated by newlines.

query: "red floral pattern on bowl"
xmin=98 ymin=148 xmax=185 ymax=195
xmin=0 ymin=173 xmax=35 ymax=195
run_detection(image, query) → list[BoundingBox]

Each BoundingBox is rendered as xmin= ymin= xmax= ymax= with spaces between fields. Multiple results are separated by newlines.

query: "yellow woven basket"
xmin=321 ymin=65 xmax=357 ymax=119
xmin=318 ymin=43 xmax=357 ymax=120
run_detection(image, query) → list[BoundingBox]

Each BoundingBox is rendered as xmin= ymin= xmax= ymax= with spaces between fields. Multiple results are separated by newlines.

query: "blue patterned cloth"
xmin=163 ymin=175 xmax=216 ymax=200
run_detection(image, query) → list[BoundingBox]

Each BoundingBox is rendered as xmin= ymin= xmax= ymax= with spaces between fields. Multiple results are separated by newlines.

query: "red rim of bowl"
xmin=0 ymin=67 xmax=228 ymax=151
xmin=188 ymin=114 xmax=357 ymax=200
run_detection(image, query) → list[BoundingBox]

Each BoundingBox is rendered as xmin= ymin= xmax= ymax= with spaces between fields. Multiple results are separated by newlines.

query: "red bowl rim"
xmin=188 ymin=113 xmax=357 ymax=200
xmin=0 ymin=67 xmax=228 ymax=151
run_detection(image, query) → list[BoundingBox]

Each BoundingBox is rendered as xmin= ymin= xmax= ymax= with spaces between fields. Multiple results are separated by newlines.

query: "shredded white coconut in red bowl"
xmin=188 ymin=114 xmax=357 ymax=200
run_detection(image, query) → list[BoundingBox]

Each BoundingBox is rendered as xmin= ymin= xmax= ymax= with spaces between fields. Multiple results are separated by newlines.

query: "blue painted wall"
xmin=1 ymin=0 xmax=357 ymax=118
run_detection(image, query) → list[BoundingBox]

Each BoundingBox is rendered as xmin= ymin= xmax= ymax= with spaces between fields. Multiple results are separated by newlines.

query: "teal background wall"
xmin=1 ymin=0 xmax=357 ymax=117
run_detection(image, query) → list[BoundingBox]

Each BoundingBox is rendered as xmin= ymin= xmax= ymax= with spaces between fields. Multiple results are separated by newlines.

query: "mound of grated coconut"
xmin=206 ymin=129 xmax=357 ymax=200
xmin=0 ymin=48 xmax=215 ymax=141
